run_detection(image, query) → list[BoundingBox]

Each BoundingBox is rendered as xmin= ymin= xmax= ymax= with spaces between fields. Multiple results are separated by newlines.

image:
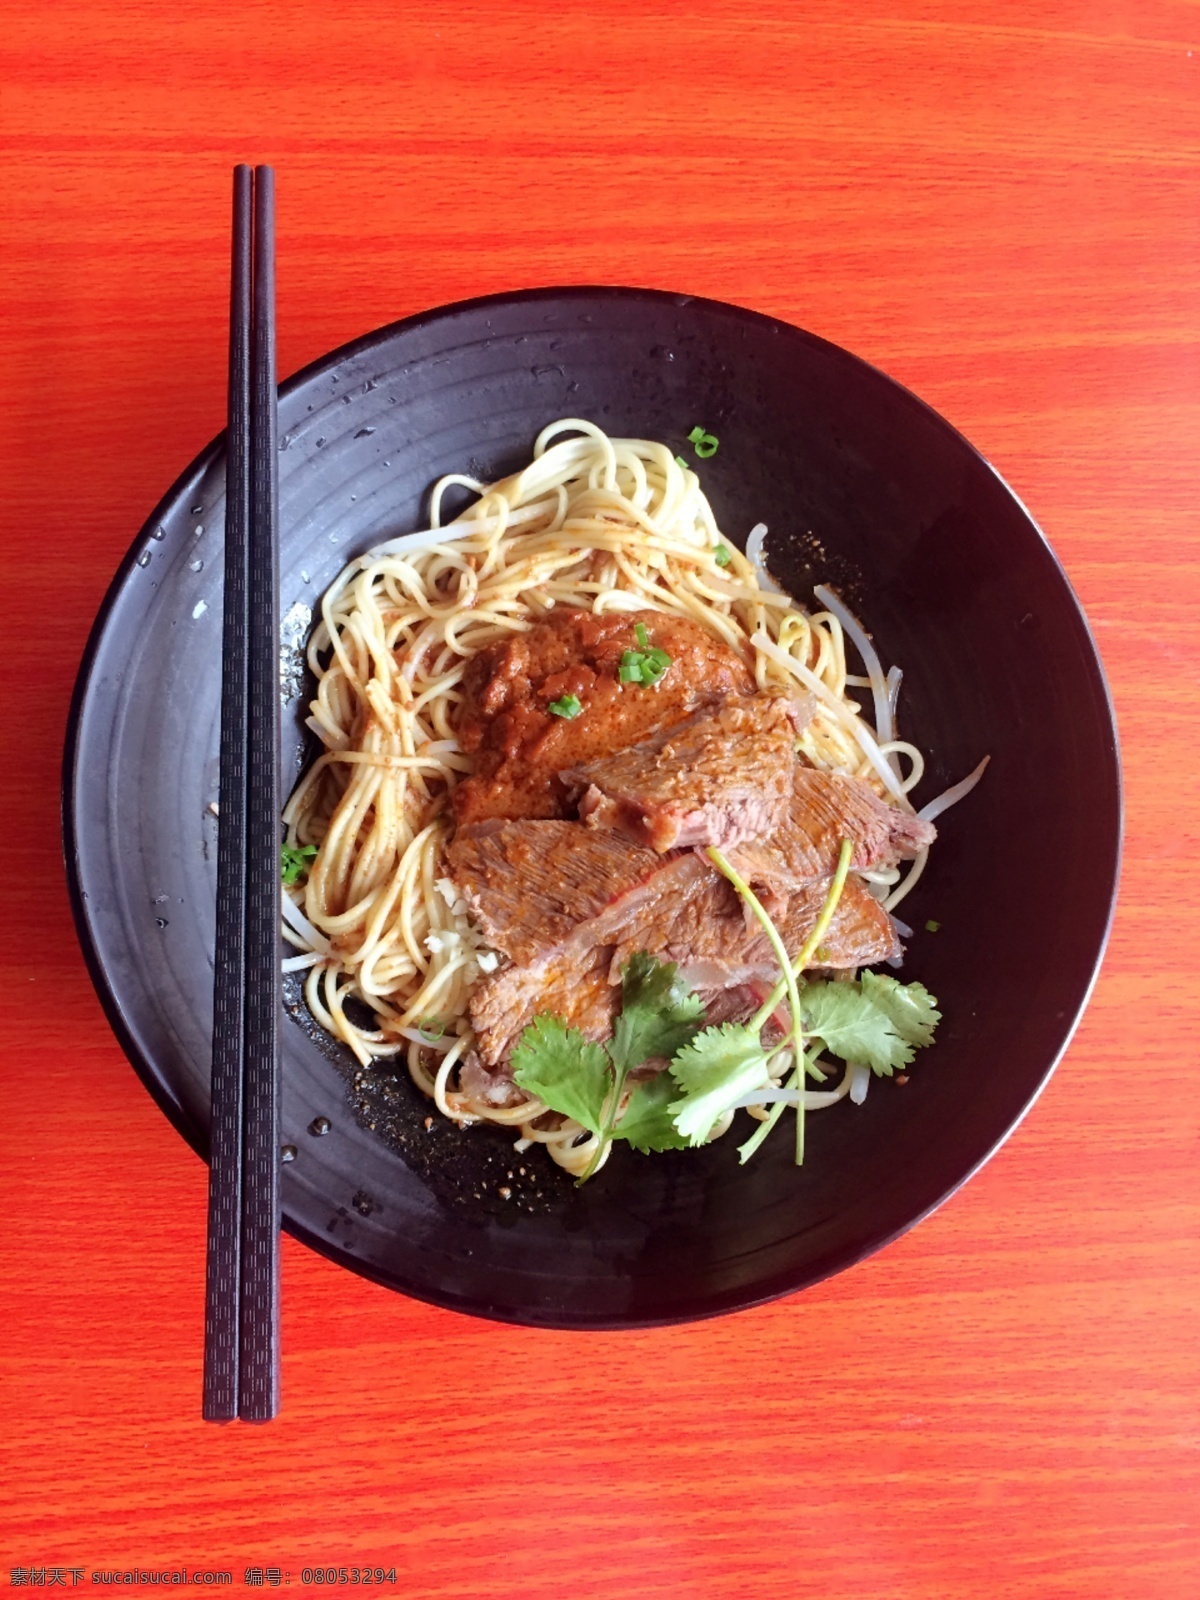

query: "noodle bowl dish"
xmin=282 ymin=419 xmax=987 ymax=1181
xmin=65 ymin=288 xmax=1121 ymax=1325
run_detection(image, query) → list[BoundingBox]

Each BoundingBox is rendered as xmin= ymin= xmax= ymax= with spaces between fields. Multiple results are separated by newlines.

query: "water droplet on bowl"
xmin=152 ymin=526 xmax=166 ymax=541
xmin=193 ymin=525 xmax=205 ymax=538
xmin=136 ymin=550 xmax=152 ymax=568
xmin=309 ymin=1116 xmax=331 ymax=1136
xmin=281 ymin=1144 xmax=298 ymax=1163
xmin=354 ymin=427 xmax=375 ymax=439
xmin=155 ymin=917 xmax=168 ymax=929
xmin=189 ymin=559 xmax=203 ymax=573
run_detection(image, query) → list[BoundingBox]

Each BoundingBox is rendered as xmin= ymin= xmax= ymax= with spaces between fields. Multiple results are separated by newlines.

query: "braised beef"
xmin=445 ymin=819 xmax=707 ymax=972
xmin=563 ymin=690 xmax=812 ymax=853
xmin=611 ymin=869 xmax=899 ymax=987
xmin=727 ymin=767 xmax=936 ymax=893
xmin=453 ymin=607 xmax=754 ymax=823
xmin=447 ymin=684 xmax=931 ymax=1074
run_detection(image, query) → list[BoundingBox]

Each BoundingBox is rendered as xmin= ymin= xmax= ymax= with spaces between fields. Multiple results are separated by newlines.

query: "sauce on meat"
xmin=453 ymin=607 xmax=754 ymax=822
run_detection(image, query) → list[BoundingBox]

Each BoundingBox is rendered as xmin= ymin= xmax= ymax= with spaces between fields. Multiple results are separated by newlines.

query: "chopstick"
xmin=203 ymin=164 xmax=281 ymax=1423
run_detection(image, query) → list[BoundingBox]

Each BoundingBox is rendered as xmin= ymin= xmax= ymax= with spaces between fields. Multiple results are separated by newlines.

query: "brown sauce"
xmin=453 ymin=607 xmax=754 ymax=822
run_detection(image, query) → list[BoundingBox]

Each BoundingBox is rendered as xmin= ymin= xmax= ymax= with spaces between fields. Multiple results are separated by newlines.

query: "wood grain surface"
xmin=2 ymin=2 xmax=1198 ymax=1596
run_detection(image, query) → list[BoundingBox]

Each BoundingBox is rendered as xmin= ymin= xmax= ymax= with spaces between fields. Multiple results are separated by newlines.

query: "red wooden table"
xmin=3 ymin=3 xmax=1198 ymax=1596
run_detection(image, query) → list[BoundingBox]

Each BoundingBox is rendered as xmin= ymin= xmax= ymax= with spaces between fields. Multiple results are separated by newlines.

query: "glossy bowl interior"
xmin=64 ymin=287 xmax=1120 ymax=1327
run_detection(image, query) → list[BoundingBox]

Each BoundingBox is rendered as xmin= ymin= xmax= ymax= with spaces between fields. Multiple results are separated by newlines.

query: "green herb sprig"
xmin=512 ymin=953 xmax=706 ymax=1180
xmin=670 ymin=841 xmax=854 ymax=1163
xmin=281 ymin=842 xmax=318 ymax=885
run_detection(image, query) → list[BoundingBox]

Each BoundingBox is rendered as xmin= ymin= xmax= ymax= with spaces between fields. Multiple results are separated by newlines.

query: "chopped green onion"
xmin=618 ymin=646 xmax=673 ymax=687
xmin=925 ymin=919 xmax=941 ymax=933
xmin=642 ymin=647 xmax=671 ymax=683
xmin=417 ymin=1018 xmax=446 ymax=1042
xmin=714 ymin=544 xmax=732 ymax=567
xmin=674 ymin=454 xmax=689 ymax=470
xmin=281 ymin=842 xmax=318 ymax=885
xmin=619 ymin=646 xmax=672 ymax=686
xmin=547 ymin=693 xmax=583 ymax=719
xmin=687 ymin=425 xmax=719 ymax=459
xmin=634 ymin=622 xmax=650 ymax=649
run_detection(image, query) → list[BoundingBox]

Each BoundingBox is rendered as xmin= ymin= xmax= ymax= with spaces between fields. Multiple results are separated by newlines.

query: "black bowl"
xmin=63 ymin=287 xmax=1120 ymax=1327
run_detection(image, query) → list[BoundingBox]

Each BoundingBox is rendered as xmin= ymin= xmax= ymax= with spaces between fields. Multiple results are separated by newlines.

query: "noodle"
xmin=281 ymin=421 xmax=962 ymax=1174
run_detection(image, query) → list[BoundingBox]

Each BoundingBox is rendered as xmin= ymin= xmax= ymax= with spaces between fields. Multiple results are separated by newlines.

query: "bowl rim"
xmin=60 ymin=283 xmax=1124 ymax=1327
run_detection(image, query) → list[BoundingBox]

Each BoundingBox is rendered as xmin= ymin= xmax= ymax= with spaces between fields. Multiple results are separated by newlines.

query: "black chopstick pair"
xmin=203 ymin=165 xmax=282 ymax=1423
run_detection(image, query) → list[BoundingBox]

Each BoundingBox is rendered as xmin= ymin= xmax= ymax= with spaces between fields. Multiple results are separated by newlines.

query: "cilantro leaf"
xmin=281 ymin=842 xmax=318 ymax=885
xmin=511 ymin=1015 xmax=611 ymax=1135
xmin=802 ymin=975 xmax=940 ymax=1076
xmin=802 ymin=981 xmax=910 ymax=1074
xmin=610 ymin=953 xmax=705 ymax=1074
xmin=860 ymin=972 xmax=941 ymax=1049
xmin=668 ymin=1023 xmax=772 ymax=1144
xmin=613 ymin=1073 xmax=691 ymax=1154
